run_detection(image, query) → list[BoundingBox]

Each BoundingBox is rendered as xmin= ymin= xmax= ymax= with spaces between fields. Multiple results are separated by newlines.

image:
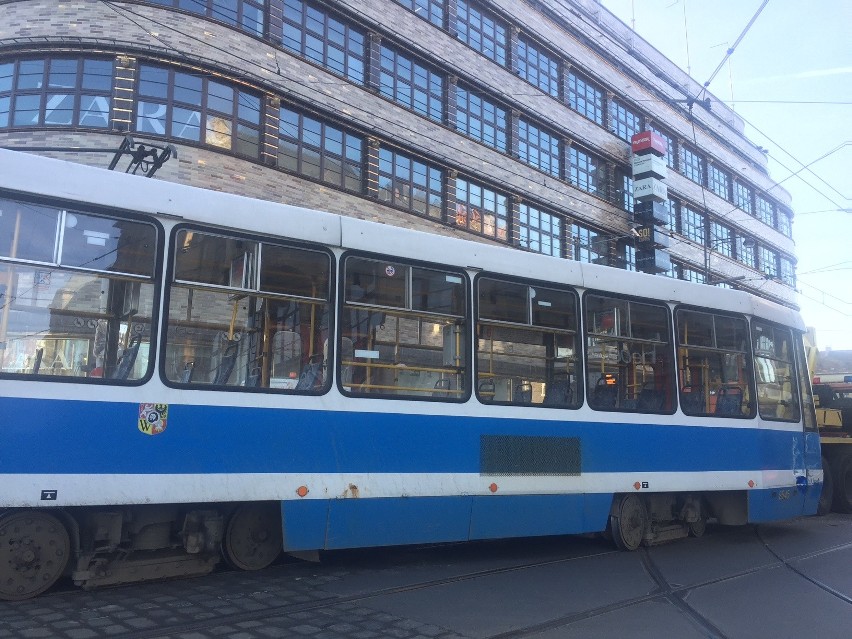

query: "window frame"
xmin=338 ymin=250 xmax=471 ymax=401
xmin=162 ymin=224 xmax=335 ymax=394
xmin=475 ymin=273 xmax=582 ymax=409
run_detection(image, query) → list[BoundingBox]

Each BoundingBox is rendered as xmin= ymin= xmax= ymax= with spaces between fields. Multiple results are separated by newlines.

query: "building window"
xmin=608 ymin=98 xmax=641 ymax=143
xmin=681 ymin=204 xmax=705 ymax=244
xmin=735 ymin=182 xmax=753 ymax=214
xmin=778 ymin=209 xmax=792 ymax=237
xmin=517 ymin=203 xmax=562 ymax=257
xmin=664 ymin=199 xmax=678 ymax=233
xmin=755 ymin=195 xmax=775 ymax=226
xmin=135 ymin=65 xmax=261 ymax=157
xmin=455 ymin=1 xmax=508 ymax=67
xmin=454 ymin=177 xmax=509 ymax=241
xmin=570 ymin=223 xmax=606 ymax=264
xmin=567 ymin=70 xmax=603 ymax=125
xmin=759 ymin=246 xmax=778 ymax=278
xmin=709 ymin=221 xmax=733 ymax=257
xmin=738 ymin=236 xmax=756 ymax=268
xmin=679 ymin=144 xmax=704 ymax=184
xmin=278 ymin=106 xmax=364 ymax=192
xmin=621 ymin=242 xmax=636 ymax=271
xmin=568 ymin=146 xmax=603 ymax=197
xmin=0 ymin=57 xmax=113 ymax=129
xmin=649 ymin=124 xmax=675 ymax=169
xmin=708 ymin=163 xmax=731 ymax=201
xmin=518 ymin=118 xmax=560 ymax=177
xmin=379 ymin=44 xmax=443 ymax=123
xmin=283 ymin=0 xmax=366 ymax=84
xmin=454 ymin=84 xmax=507 ymax=152
xmin=615 ymin=167 xmax=632 ymax=212
xmin=146 ymin=0 xmax=265 ymax=36
xmin=395 ymin=0 xmax=445 ymax=27
xmin=780 ymin=257 xmax=795 ymax=287
xmin=680 ymin=267 xmax=706 ymax=284
xmin=516 ymin=35 xmax=559 ymax=98
xmin=378 ymin=146 xmax=443 ymax=218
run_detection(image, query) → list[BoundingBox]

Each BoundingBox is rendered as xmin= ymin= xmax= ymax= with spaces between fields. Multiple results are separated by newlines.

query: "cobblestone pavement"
xmin=1 ymin=515 xmax=851 ymax=639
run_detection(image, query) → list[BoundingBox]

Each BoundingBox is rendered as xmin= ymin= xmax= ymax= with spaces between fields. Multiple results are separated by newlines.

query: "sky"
xmin=600 ymin=0 xmax=852 ymax=351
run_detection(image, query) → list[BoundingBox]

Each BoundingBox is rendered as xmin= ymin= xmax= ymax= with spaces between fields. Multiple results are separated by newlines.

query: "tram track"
xmin=4 ymin=524 xmax=851 ymax=639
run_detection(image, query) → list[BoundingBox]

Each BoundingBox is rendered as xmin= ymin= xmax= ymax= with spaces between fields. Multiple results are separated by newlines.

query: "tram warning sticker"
xmin=138 ymin=403 xmax=169 ymax=436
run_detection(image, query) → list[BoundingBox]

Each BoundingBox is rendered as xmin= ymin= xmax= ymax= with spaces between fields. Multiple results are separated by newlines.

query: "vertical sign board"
xmin=631 ymin=132 xmax=670 ymax=274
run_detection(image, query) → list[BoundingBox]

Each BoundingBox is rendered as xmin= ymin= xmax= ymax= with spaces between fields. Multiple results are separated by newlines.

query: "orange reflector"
xmin=296 ymin=485 xmax=309 ymax=497
xmin=633 ymin=482 xmax=641 ymax=491
xmin=748 ymin=480 xmax=755 ymax=488
xmin=489 ymin=483 xmax=498 ymax=493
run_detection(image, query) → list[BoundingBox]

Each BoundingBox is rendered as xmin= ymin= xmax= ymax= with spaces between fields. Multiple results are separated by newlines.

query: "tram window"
xmin=341 ymin=255 xmax=467 ymax=400
xmin=476 ymin=277 xmax=581 ymax=409
xmin=0 ymin=197 xmax=158 ymax=382
xmin=676 ymin=309 xmax=754 ymax=418
xmin=752 ymin=321 xmax=800 ymax=421
xmin=166 ymin=229 xmax=331 ymax=392
xmin=585 ymin=294 xmax=674 ymax=413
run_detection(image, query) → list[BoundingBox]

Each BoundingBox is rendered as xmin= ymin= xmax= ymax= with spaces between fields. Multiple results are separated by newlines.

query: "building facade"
xmin=0 ymin=0 xmax=797 ymax=306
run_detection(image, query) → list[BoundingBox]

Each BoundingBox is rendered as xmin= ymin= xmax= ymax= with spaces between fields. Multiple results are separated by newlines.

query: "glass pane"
xmin=479 ymin=278 xmax=527 ymax=324
xmin=260 ymin=244 xmax=330 ymax=300
xmin=81 ymin=59 xmax=113 ymax=91
xmin=531 ymin=286 xmax=576 ymax=330
xmin=60 ymin=212 xmax=157 ymax=276
xmin=345 ymin=257 xmax=408 ymax=309
xmin=0 ymin=198 xmax=60 ymax=262
xmin=174 ymin=230 xmax=258 ymax=288
xmin=16 ymin=60 xmax=45 ymax=90
xmin=411 ymin=267 xmax=465 ymax=316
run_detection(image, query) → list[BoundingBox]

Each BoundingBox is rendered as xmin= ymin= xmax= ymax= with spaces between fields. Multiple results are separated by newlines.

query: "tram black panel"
xmin=480 ymin=435 xmax=581 ymax=476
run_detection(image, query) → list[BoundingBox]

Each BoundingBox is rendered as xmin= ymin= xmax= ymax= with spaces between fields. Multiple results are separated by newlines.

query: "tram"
xmin=0 ymin=150 xmax=823 ymax=600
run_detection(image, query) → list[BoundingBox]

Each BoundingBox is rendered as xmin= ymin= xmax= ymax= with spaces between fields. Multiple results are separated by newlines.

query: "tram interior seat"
xmin=213 ymin=340 xmax=239 ymax=385
xmin=515 ymin=381 xmax=533 ymax=404
xmin=295 ymin=355 xmax=323 ymax=390
xmin=637 ymin=385 xmax=665 ymax=411
xmin=478 ymin=378 xmax=495 ymax=400
xmin=543 ymin=378 xmax=571 ymax=406
xmin=433 ymin=378 xmax=457 ymax=397
xmin=715 ymin=385 xmax=743 ymax=416
xmin=180 ymin=361 xmax=195 ymax=383
xmin=113 ymin=334 xmax=142 ymax=380
xmin=680 ymin=387 xmax=705 ymax=414
xmin=593 ymin=377 xmax=618 ymax=409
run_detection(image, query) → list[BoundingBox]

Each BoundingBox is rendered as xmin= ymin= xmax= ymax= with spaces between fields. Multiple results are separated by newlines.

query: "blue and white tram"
xmin=0 ymin=150 xmax=823 ymax=599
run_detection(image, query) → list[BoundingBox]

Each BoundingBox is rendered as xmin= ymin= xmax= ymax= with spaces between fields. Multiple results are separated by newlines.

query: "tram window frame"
xmin=339 ymin=252 xmax=469 ymax=401
xmin=584 ymin=292 xmax=676 ymax=414
xmin=0 ymin=193 xmax=161 ymax=385
xmin=675 ymin=307 xmax=756 ymax=418
xmin=751 ymin=320 xmax=801 ymax=422
xmin=475 ymin=275 xmax=582 ymax=409
xmin=162 ymin=225 xmax=334 ymax=394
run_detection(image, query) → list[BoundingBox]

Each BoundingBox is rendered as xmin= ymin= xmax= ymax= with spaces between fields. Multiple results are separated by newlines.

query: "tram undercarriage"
xmin=0 ymin=502 xmax=283 ymax=601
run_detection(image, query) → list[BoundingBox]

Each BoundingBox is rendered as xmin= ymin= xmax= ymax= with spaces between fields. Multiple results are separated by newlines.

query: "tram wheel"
xmin=610 ymin=494 xmax=648 ymax=551
xmin=817 ymin=456 xmax=834 ymax=515
xmin=222 ymin=503 xmax=283 ymax=571
xmin=0 ymin=511 xmax=70 ymax=601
